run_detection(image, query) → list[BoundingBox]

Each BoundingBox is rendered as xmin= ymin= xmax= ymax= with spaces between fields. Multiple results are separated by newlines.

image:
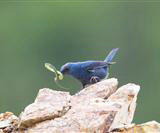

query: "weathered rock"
xmin=111 ymin=121 xmax=160 ymax=133
xmin=17 ymin=78 xmax=141 ymax=133
xmin=19 ymin=89 xmax=71 ymax=128
xmin=0 ymin=78 xmax=145 ymax=133
xmin=71 ymin=78 xmax=118 ymax=106
xmin=0 ymin=112 xmax=18 ymax=133
xmin=106 ymin=83 xmax=140 ymax=131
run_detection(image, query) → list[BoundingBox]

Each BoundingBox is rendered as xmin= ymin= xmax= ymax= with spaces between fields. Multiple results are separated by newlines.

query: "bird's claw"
xmin=90 ymin=76 xmax=100 ymax=84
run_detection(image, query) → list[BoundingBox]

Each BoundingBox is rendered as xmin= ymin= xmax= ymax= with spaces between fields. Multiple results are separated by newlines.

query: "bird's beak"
xmin=60 ymin=68 xmax=68 ymax=75
xmin=60 ymin=70 xmax=65 ymax=74
xmin=60 ymin=68 xmax=64 ymax=74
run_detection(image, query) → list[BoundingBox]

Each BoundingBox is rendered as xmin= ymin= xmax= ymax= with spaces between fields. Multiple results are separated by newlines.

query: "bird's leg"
xmin=90 ymin=76 xmax=100 ymax=84
xmin=82 ymin=84 xmax=86 ymax=89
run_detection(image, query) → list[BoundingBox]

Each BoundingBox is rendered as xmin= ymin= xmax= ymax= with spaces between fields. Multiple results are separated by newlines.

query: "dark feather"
xmin=81 ymin=61 xmax=108 ymax=72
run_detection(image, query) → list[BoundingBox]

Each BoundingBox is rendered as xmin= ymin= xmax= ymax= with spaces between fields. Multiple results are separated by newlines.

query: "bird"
xmin=60 ymin=48 xmax=119 ymax=88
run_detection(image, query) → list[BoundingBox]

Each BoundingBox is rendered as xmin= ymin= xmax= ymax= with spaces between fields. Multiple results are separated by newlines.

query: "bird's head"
xmin=60 ymin=63 xmax=72 ymax=75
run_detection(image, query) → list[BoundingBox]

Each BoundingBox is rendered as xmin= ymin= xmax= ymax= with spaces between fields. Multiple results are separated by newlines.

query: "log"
xmin=0 ymin=78 xmax=159 ymax=133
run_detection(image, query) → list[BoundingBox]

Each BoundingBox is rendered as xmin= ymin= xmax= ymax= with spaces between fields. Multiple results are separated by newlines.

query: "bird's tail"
xmin=104 ymin=48 xmax=119 ymax=63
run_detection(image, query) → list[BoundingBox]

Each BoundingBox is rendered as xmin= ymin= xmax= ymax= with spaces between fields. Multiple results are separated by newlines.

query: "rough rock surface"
xmin=111 ymin=121 xmax=160 ymax=133
xmin=106 ymin=83 xmax=140 ymax=131
xmin=19 ymin=89 xmax=71 ymax=128
xmin=1 ymin=78 xmax=159 ymax=133
xmin=0 ymin=112 xmax=18 ymax=133
xmin=16 ymin=78 xmax=139 ymax=133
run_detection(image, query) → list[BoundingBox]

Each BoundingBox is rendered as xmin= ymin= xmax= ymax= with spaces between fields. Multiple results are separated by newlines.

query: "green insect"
xmin=45 ymin=63 xmax=66 ymax=90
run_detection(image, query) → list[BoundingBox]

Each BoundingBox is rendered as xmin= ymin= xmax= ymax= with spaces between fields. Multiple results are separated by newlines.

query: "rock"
xmin=111 ymin=121 xmax=160 ymax=133
xmin=0 ymin=112 xmax=18 ymax=133
xmin=0 ymin=78 xmax=144 ymax=133
xmin=18 ymin=78 xmax=140 ymax=133
xmin=106 ymin=83 xmax=140 ymax=131
xmin=19 ymin=89 xmax=71 ymax=128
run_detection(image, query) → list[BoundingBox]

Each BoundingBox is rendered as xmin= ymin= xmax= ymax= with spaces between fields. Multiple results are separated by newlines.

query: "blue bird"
xmin=60 ymin=48 xmax=119 ymax=88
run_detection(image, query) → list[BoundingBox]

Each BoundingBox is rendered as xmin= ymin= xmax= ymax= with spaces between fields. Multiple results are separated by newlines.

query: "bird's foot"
xmin=90 ymin=76 xmax=100 ymax=84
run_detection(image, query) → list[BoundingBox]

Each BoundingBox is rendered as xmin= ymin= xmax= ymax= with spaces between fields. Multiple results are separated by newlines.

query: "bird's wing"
xmin=81 ymin=61 xmax=108 ymax=72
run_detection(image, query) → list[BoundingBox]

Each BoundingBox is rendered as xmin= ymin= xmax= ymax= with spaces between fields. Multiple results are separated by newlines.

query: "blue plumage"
xmin=60 ymin=48 xmax=119 ymax=87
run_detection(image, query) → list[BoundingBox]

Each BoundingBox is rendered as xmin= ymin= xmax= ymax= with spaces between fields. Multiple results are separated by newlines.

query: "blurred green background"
xmin=0 ymin=0 xmax=160 ymax=123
